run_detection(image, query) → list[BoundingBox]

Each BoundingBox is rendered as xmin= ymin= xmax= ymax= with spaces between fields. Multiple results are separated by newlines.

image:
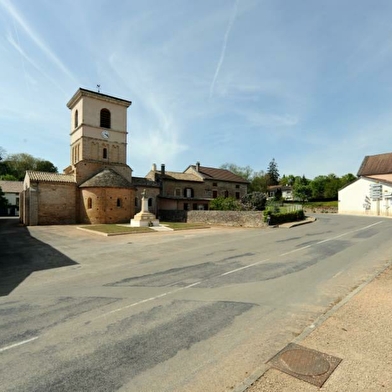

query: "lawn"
xmin=79 ymin=222 xmax=210 ymax=235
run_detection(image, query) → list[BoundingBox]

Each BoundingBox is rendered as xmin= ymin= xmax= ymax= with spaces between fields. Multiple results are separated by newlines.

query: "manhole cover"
xmin=268 ymin=343 xmax=342 ymax=387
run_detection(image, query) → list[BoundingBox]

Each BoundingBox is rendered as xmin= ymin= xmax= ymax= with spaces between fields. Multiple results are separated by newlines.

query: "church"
xmin=21 ymin=88 xmax=151 ymax=225
xmin=20 ymin=88 xmax=249 ymax=226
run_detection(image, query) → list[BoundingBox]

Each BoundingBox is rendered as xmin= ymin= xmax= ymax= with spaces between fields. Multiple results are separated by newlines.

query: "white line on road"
xmin=0 ymin=337 xmax=39 ymax=353
xmin=220 ymin=258 xmax=270 ymax=276
xmin=92 ymin=281 xmax=201 ymax=321
xmin=317 ymin=221 xmax=383 ymax=244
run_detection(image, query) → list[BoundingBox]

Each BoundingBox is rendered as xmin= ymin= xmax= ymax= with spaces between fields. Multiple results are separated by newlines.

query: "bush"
xmin=209 ymin=196 xmax=241 ymax=211
xmin=264 ymin=209 xmax=305 ymax=225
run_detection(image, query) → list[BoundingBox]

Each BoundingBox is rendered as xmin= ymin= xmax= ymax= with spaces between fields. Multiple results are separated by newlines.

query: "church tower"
xmin=66 ymin=88 xmax=133 ymax=184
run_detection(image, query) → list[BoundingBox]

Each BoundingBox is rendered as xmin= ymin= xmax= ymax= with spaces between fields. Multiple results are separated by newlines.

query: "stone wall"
xmin=187 ymin=210 xmax=265 ymax=228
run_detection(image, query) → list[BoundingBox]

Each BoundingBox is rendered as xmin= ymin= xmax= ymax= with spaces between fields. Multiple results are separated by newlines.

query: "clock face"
xmin=101 ymin=130 xmax=109 ymax=139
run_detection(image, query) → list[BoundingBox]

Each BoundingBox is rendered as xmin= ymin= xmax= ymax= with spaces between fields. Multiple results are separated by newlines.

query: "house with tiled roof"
xmin=0 ymin=180 xmax=23 ymax=216
xmin=146 ymin=162 xmax=249 ymax=216
xmin=339 ymin=152 xmax=392 ymax=217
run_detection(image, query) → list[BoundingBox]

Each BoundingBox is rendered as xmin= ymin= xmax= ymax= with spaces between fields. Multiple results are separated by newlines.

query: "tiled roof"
xmin=79 ymin=169 xmax=132 ymax=188
xmin=26 ymin=171 xmax=75 ymax=183
xmin=132 ymin=177 xmax=160 ymax=187
xmin=164 ymin=171 xmax=202 ymax=182
xmin=194 ymin=166 xmax=249 ymax=183
xmin=357 ymin=152 xmax=392 ymax=176
xmin=0 ymin=181 xmax=23 ymax=193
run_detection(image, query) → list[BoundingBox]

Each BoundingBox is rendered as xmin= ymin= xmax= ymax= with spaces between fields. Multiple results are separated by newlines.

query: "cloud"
xmin=209 ymin=0 xmax=239 ymax=98
xmin=0 ymin=0 xmax=76 ymax=82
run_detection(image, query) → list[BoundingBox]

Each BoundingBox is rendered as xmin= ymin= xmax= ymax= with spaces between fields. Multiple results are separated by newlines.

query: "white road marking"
xmin=0 ymin=337 xmax=39 ymax=353
xmin=220 ymin=258 xmax=270 ymax=276
xmin=92 ymin=281 xmax=201 ymax=320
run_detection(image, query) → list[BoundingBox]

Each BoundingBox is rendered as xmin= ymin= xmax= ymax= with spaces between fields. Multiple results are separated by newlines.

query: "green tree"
xmin=240 ymin=192 xmax=267 ymax=211
xmin=267 ymin=158 xmax=279 ymax=186
xmin=209 ymin=196 xmax=240 ymax=211
xmin=249 ymin=170 xmax=269 ymax=193
xmin=293 ymin=175 xmax=311 ymax=204
xmin=2 ymin=153 xmax=58 ymax=180
xmin=220 ymin=163 xmax=253 ymax=181
xmin=324 ymin=173 xmax=340 ymax=199
xmin=340 ymin=173 xmax=356 ymax=188
xmin=311 ymin=175 xmax=327 ymax=200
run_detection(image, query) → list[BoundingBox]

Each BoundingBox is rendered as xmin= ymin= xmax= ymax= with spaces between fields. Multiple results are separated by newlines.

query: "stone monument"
xmin=130 ymin=189 xmax=160 ymax=227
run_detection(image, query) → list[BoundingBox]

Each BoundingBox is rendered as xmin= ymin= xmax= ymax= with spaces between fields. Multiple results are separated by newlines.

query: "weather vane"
xmin=97 ymin=84 xmax=101 ymax=93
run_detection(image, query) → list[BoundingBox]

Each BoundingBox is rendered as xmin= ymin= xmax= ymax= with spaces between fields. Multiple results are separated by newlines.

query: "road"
xmin=1 ymin=215 xmax=391 ymax=391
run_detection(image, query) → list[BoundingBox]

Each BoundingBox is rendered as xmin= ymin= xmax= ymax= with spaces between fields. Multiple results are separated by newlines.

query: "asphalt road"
xmin=1 ymin=215 xmax=392 ymax=391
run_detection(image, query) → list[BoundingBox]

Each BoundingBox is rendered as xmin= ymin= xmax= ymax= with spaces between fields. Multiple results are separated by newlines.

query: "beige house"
xmin=0 ymin=180 xmax=23 ymax=216
xmin=146 ymin=162 xmax=249 ymax=217
xmin=339 ymin=152 xmax=392 ymax=217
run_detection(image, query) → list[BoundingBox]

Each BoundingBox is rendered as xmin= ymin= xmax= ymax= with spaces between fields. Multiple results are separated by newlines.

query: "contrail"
xmin=209 ymin=0 xmax=239 ymax=98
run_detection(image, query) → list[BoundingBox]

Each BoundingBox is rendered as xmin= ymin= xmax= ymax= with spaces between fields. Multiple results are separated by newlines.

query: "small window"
xmin=213 ymin=190 xmax=218 ymax=198
xmin=193 ymin=203 xmax=197 ymax=210
xmin=87 ymin=198 xmax=92 ymax=209
xmin=148 ymin=198 xmax=153 ymax=207
xmin=100 ymin=109 xmax=111 ymax=128
xmin=235 ymin=192 xmax=240 ymax=199
xmin=184 ymin=188 xmax=194 ymax=198
xmin=103 ymin=148 xmax=108 ymax=159
xmin=74 ymin=110 xmax=78 ymax=128
xmin=117 ymin=198 xmax=122 ymax=207
xmin=236 ymin=184 xmax=240 ymax=189
xmin=213 ymin=182 xmax=217 ymax=187
xmin=224 ymin=190 xmax=229 ymax=198
xmin=175 ymin=188 xmax=181 ymax=197
xmin=184 ymin=203 xmax=189 ymax=211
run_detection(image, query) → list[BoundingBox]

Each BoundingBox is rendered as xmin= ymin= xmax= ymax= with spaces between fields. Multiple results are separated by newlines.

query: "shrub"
xmin=264 ymin=209 xmax=305 ymax=225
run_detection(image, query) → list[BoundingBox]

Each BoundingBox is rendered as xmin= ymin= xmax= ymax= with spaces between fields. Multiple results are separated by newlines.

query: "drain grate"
xmin=268 ymin=343 xmax=342 ymax=387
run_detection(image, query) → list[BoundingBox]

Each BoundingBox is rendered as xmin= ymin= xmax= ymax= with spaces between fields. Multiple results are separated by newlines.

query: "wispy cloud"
xmin=209 ymin=0 xmax=239 ymax=98
xmin=0 ymin=0 xmax=76 ymax=82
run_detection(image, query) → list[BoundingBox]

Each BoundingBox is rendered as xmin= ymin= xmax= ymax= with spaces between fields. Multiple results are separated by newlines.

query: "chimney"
xmin=161 ymin=164 xmax=165 ymax=176
xmin=196 ymin=161 xmax=200 ymax=172
xmin=152 ymin=163 xmax=157 ymax=171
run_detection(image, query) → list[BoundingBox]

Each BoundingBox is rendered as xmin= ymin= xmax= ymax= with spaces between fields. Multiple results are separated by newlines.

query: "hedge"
xmin=264 ymin=209 xmax=305 ymax=225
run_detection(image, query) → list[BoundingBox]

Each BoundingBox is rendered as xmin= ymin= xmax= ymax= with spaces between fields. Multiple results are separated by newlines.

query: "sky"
xmin=1 ymin=0 xmax=392 ymax=179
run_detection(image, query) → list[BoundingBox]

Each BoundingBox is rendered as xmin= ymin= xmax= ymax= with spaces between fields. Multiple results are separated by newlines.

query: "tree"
xmin=293 ymin=175 xmax=312 ymax=204
xmin=1 ymin=153 xmax=58 ymax=180
xmin=240 ymin=192 xmax=267 ymax=211
xmin=267 ymin=158 xmax=279 ymax=186
xmin=220 ymin=163 xmax=253 ymax=181
xmin=249 ymin=170 xmax=269 ymax=193
xmin=209 ymin=196 xmax=240 ymax=211
xmin=311 ymin=175 xmax=327 ymax=200
xmin=340 ymin=173 xmax=356 ymax=188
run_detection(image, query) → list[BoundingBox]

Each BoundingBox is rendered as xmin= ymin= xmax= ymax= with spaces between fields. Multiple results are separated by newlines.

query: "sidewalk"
xmin=237 ymin=263 xmax=392 ymax=391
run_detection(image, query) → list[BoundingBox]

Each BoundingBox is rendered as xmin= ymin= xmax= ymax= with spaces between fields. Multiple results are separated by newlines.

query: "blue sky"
xmin=1 ymin=0 xmax=392 ymax=179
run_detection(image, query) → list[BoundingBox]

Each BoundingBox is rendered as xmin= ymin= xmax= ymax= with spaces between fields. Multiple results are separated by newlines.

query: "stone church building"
xmin=21 ymin=88 xmax=154 ymax=225
xmin=21 ymin=88 xmax=248 ymax=226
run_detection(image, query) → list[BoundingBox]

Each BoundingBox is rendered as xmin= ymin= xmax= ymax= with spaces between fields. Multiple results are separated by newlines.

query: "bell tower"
xmin=66 ymin=88 xmax=133 ymax=184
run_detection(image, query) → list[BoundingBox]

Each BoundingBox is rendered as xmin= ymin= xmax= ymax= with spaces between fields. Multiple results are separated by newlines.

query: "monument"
xmin=130 ymin=189 xmax=160 ymax=227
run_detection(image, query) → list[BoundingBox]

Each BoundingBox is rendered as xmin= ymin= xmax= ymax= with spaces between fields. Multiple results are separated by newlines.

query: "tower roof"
xmin=67 ymin=88 xmax=132 ymax=109
xmin=79 ymin=169 xmax=133 ymax=188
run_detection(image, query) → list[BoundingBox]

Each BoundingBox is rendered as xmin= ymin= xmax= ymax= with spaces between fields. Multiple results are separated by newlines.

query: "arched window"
xmin=103 ymin=148 xmax=108 ymax=159
xmin=117 ymin=198 xmax=122 ymax=207
xmin=87 ymin=198 xmax=92 ymax=209
xmin=100 ymin=109 xmax=111 ymax=128
xmin=74 ymin=110 xmax=78 ymax=128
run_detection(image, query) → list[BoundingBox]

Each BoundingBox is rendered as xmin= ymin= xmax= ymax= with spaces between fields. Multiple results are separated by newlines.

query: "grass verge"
xmin=79 ymin=222 xmax=210 ymax=235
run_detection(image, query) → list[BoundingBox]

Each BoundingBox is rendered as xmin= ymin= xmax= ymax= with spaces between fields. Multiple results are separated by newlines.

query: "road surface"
xmin=1 ymin=214 xmax=391 ymax=391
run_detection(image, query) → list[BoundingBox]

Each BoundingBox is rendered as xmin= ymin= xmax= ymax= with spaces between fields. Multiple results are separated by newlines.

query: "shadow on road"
xmin=0 ymin=218 xmax=77 ymax=296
